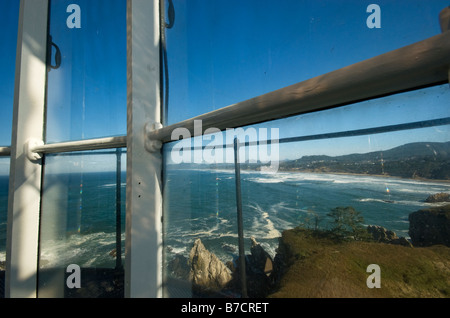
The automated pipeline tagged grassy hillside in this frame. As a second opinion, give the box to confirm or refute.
[269,228,450,298]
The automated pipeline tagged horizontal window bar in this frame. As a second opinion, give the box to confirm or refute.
[150,31,450,144]
[45,149,126,157]
[276,116,450,145]
[0,147,11,157]
[175,116,450,151]
[32,136,126,154]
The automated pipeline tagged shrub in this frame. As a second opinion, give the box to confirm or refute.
[327,206,370,241]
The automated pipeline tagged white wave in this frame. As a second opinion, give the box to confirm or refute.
[99,182,126,189]
[247,177,283,184]
[39,232,125,268]
[169,246,187,255]
[357,198,394,204]
[249,172,450,192]
[261,212,281,239]
[248,203,281,239]
[357,197,450,208]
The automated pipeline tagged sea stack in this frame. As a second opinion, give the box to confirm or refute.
[188,239,232,291]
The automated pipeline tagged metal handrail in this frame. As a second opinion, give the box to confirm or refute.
[0,147,11,157]
[32,136,126,154]
[148,30,450,144]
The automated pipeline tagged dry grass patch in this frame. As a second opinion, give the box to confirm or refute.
[269,229,450,298]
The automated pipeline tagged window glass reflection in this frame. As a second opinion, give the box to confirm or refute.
[38,149,126,298]
[45,0,126,143]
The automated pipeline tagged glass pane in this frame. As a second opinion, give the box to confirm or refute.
[164,0,446,125]
[162,84,450,298]
[45,0,127,143]
[0,158,9,299]
[0,0,20,146]
[38,149,126,298]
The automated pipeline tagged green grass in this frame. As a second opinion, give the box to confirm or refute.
[269,228,450,298]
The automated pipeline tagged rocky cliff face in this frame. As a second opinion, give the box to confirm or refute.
[367,225,412,247]
[425,193,450,203]
[188,238,232,292]
[409,205,450,247]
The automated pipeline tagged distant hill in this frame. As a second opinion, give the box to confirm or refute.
[278,141,450,180]
[168,141,450,180]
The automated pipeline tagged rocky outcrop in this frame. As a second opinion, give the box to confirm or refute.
[188,239,232,292]
[168,238,277,296]
[409,205,450,247]
[425,193,450,203]
[249,237,273,277]
[367,225,398,242]
[168,254,190,281]
[247,237,275,297]
[367,225,413,247]
[228,237,277,298]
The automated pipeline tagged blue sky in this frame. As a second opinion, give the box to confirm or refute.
[45,0,127,143]
[0,0,20,147]
[166,0,448,123]
[1,0,449,174]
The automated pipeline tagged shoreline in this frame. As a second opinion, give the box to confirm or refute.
[283,170,450,184]
[230,166,450,185]
[168,165,450,184]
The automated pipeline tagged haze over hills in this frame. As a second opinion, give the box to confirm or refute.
[278,141,450,180]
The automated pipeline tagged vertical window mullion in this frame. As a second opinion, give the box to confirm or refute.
[126,0,163,298]
[6,0,49,298]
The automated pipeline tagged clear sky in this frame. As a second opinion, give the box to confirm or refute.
[0,0,20,147]
[45,0,127,144]
[165,0,448,123]
[1,0,449,174]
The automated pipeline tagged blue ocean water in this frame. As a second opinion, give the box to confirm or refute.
[1,169,450,268]
[163,168,450,263]
[0,172,126,268]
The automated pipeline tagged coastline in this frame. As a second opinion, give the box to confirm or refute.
[169,165,450,184]
[282,169,450,184]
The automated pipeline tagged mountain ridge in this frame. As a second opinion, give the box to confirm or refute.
[279,141,450,180]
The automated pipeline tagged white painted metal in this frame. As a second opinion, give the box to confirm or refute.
[31,135,126,154]
[125,0,163,298]
[6,0,48,298]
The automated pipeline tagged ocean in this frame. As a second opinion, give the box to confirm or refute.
[163,168,450,264]
[0,172,126,269]
[1,169,450,270]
